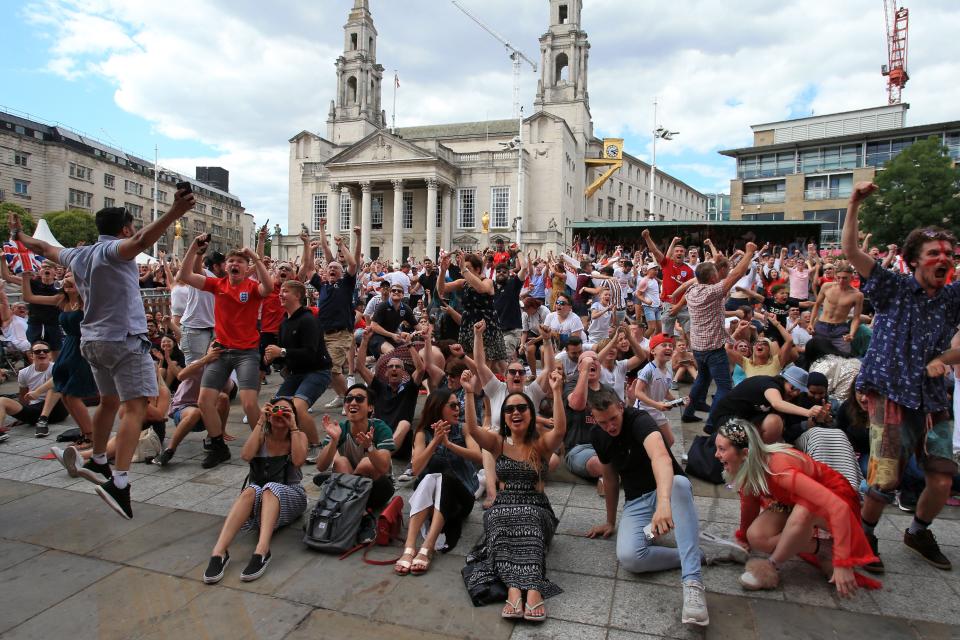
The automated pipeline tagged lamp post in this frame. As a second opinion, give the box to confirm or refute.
[647,99,679,221]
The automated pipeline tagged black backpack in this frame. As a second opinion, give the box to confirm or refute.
[303,473,373,553]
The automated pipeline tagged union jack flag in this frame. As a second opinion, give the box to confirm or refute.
[3,240,44,274]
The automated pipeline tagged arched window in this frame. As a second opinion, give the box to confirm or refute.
[347,76,358,103]
[555,52,569,84]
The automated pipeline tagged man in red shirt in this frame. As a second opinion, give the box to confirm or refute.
[178,234,274,468]
[492,238,511,267]
[642,230,693,336]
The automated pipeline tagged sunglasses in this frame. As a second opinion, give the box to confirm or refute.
[504,404,530,415]
[555,300,568,306]
[390,288,404,293]
[269,405,292,415]
[344,394,367,404]
[446,401,460,410]
[507,369,525,376]
[32,348,51,354]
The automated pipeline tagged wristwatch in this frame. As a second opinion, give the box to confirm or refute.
[280,348,287,358]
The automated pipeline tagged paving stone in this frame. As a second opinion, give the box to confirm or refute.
[777,560,838,609]
[445,520,485,557]
[548,532,618,578]
[557,505,608,536]
[565,483,617,510]
[543,481,574,506]
[701,592,757,639]
[545,570,615,626]
[191,463,252,487]
[751,598,917,640]
[90,509,223,563]
[700,562,785,602]
[510,619,608,640]
[369,551,514,639]
[0,477,45,504]
[907,620,960,640]
[0,458,64,482]
[606,631,673,640]
[27,466,85,488]
[868,571,958,625]
[0,566,203,640]
[0,452,33,472]
[0,485,171,553]
[191,486,245,517]
[144,479,227,509]
[0,435,59,455]
[287,609,464,640]
[276,550,403,615]
[137,583,311,640]
[609,580,701,639]
[692,496,741,525]
[0,538,47,572]
[0,549,119,634]
[124,518,223,577]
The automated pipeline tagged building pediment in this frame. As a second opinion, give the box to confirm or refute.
[327,130,436,165]
[453,234,478,245]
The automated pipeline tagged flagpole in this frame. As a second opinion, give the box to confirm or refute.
[391,71,398,134]
[153,145,159,259]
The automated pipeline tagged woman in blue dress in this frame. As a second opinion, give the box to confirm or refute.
[22,273,97,448]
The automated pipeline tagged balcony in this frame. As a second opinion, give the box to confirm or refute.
[742,192,785,204]
[804,188,850,201]
[738,167,794,179]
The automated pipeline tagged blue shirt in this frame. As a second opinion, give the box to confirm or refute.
[530,272,546,299]
[856,262,960,411]
[59,235,147,342]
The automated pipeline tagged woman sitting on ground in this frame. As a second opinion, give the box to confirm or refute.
[203,397,307,585]
[395,386,482,576]
[462,369,566,623]
[714,419,879,599]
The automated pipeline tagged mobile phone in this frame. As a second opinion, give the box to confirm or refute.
[664,397,685,409]
[211,341,223,350]
[643,522,656,540]
[176,181,192,194]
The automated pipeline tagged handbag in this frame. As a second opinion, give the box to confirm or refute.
[461,540,507,607]
[341,495,407,565]
[132,428,162,463]
[247,455,291,487]
[685,433,725,485]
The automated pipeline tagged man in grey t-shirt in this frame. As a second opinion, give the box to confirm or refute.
[9,189,194,519]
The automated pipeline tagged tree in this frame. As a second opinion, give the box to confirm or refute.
[859,136,960,247]
[0,202,36,235]
[44,210,99,248]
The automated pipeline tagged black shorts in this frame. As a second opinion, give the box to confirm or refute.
[14,400,68,425]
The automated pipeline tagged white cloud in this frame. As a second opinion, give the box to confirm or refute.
[21,0,960,224]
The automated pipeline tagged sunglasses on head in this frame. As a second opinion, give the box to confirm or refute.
[504,403,529,415]
[344,394,367,404]
[32,348,50,354]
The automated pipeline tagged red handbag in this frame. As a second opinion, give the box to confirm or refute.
[339,496,406,565]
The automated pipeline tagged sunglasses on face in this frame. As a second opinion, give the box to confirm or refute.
[504,404,530,415]
[555,300,568,306]
[390,288,403,293]
[507,369,525,376]
[344,394,367,404]
[446,401,460,410]
[269,404,292,415]
[32,348,50,354]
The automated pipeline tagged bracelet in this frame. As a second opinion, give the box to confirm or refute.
[366,444,376,453]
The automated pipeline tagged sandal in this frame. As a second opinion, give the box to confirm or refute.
[523,598,546,622]
[501,598,523,619]
[411,547,432,575]
[394,547,415,576]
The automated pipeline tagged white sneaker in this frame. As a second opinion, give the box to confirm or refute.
[305,444,321,465]
[681,580,709,626]
[398,467,414,483]
[474,469,486,499]
[325,396,344,409]
[699,531,749,565]
[242,415,249,424]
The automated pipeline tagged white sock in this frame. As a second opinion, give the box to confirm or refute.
[113,471,129,489]
[92,453,108,465]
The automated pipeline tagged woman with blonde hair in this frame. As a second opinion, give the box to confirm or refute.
[714,419,879,598]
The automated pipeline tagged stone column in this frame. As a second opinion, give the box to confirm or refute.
[442,186,454,250]
[327,182,340,258]
[391,178,404,264]
[425,178,438,262]
[360,181,372,263]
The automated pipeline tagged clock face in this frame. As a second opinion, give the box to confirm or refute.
[606,144,619,158]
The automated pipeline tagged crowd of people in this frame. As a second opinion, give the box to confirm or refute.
[1,180,958,628]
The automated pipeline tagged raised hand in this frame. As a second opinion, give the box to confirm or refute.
[851,182,878,204]
[473,319,486,335]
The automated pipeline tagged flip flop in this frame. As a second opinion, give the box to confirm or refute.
[501,598,523,619]
[523,599,547,622]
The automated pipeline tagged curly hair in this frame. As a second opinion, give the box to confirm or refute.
[902,227,956,269]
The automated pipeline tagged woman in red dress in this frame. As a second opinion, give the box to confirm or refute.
[714,419,879,598]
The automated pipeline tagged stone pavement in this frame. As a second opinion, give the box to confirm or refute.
[1,377,959,639]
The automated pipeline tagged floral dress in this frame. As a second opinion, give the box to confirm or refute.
[458,281,506,362]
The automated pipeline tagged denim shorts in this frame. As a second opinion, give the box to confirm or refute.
[80,336,158,402]
[171,407,205,432]
[201,348,261,391]
[642,305,661,321]
[565,443,597,479]
[277,369,332,407]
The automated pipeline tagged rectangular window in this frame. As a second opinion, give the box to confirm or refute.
[491,186,510,228]
[618,205,623,219]
[607,198,615,218]
[14,152,28,167]
[125,202,143,219]
[436,193,442,228]
[104,173,115,189]
[457,187,476,228]
[194,202,206,214]
[194,220,206,232]
[627,203,634,220]
[104,197,115,208]
[402,192,413,229]
[627,185,632,200]
[68,188,93,209]
[124,180,143,196]
[597,199,603,216]
[14,179,29,195]
[312,193,327,231]
[151,188,168,203]
[371,193,383,229]
[69,162,92,181]
[211,207,222,219]
[227,211,233,222]
[340,193,352,231]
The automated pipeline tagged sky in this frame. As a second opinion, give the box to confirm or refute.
[5,0,960,231]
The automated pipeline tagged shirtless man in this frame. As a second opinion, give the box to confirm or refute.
[807,262,863,355]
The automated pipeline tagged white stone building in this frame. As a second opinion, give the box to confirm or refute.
[0,109,253,256]
[285,0,705,263]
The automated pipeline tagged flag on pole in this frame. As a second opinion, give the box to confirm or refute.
[394,73,400,88]
[3,240,44,274]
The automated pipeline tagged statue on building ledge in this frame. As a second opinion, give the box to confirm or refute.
[481,211,490,233]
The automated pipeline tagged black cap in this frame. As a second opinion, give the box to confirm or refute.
[204,251,226,268]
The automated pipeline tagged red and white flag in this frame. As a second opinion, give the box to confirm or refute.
[3,240,44,274]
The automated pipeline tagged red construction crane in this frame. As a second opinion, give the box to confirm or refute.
[881,1,909,104]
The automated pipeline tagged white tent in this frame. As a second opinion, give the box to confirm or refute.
[135,253,156,265]
[33,219,64,248]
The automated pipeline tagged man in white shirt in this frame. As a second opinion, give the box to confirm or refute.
[381,264,412,298]
[179,251,225,364]
[0,293,30,356]
[0,341,67,437]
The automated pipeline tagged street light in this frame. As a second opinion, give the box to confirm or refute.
[647,99,679,221]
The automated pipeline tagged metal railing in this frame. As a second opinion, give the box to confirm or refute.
[738,167,794,179]
[742,192,785,204]
[804,188,850,201]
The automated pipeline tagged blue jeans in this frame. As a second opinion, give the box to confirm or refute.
[617,475,703,584]
[683,347,732,424]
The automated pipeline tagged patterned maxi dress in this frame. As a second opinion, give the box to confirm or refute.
[458,281,507,362]
[465,455,562,599]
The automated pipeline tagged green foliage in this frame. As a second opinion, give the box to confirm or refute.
[860,136,960,246]
[44,210,99,248]
[0,202,36,235]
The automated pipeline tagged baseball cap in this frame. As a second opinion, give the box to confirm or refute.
[648,333,674,353]
[780,365,808,392]
[645,262,659,271]
[203,251,226,268]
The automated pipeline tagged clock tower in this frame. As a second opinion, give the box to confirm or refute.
[533,0,592,140]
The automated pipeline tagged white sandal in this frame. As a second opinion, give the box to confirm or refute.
[394,547,415,576]
[411,546,432,575]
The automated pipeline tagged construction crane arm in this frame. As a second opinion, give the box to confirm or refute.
[451,0,537,71]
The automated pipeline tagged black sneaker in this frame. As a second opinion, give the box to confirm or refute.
[201,441,231,469]
[863,532,885,574]
[240,551,271,582]
[155,448,175,466]
[681,414,703,423]
[203,552,230,584]
[904,528,952,570]
[77,458,113,485]
[95,479,132,519]
[35,418,49,438]
[202,437,213,452]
